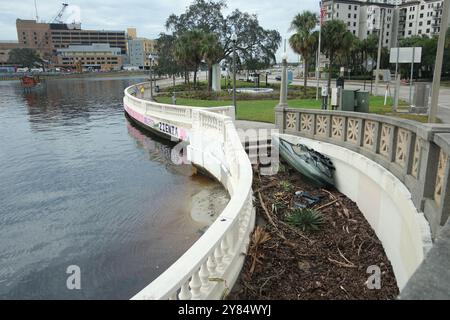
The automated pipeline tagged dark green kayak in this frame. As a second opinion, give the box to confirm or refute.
[274,137,335,187]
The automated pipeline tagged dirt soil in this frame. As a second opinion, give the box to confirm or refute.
[228,162,399,300]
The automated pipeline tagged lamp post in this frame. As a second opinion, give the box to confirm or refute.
[148,54,154,100]
[374,8,385,96]
[429,0,450,123]
[231,32,237,116]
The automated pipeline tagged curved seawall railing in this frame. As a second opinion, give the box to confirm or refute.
[124,83,254,300]
[275,106,450,298]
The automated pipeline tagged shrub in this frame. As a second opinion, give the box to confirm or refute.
[286,208,325,232]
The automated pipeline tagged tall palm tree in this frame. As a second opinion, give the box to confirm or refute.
[289,11,318,94]
[201,32,224,91]
[175,30,204,88]
[321,20,353,91]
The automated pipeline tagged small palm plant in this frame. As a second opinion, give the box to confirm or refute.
[286,208,325,232]
[279,180,293,192]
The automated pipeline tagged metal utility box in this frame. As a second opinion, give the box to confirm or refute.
[355,91,369,113]
[411,82,431,114]
[341,90,356,111]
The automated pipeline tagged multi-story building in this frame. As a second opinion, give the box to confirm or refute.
[321,0,446,47]
[56,43,123,71]
[125,28,157,69]
[16,19,127,58]
[398,0,444,38]
[127,39,145,68]
[322,0,396,47]
[0,41,21,66]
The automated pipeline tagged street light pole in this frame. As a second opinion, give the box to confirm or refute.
[429,0,450,123]
[149,56,153,100]
[231,33,237,116]
[374,8,385,96]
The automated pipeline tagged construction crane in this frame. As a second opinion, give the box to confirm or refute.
[51,3,69,24]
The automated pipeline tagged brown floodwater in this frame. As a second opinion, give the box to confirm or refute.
[0,77,228,299]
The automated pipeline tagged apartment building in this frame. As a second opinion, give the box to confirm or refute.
[56,43,123,71]
[321,0,446,48]
[399,0,444,37]
[322,0,396,47]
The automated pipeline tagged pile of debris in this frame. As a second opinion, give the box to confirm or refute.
[228,162,399,300]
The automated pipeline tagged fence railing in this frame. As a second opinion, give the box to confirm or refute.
[275,107,450,236]
[124,83,254,300]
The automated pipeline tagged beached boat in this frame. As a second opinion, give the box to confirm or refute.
[274,137,335,187]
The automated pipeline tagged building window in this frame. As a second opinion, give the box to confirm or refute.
[409,23,413,27]
[419,21,423,26]
[426,28,430,33]
[348,13,351,18]
[354,22,356,27]
[428,20,431,25]
[418,30,422,34]
[354,14,357,18]
[408,30,412,35]
[348,22,351,27]
[348,5,351,10]
[354,6,357,10]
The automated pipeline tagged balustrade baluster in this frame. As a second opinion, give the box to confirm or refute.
[178,281,192,300]
[206,254,217,277]
[214,245,224,271]
[189,271,203,300]
[199,261,210,290]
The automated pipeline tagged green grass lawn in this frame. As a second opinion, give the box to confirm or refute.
[156,95,430,123]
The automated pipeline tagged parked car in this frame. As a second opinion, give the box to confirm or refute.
[275,75,282,81]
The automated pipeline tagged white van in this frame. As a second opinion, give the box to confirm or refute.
[16,67,29,72]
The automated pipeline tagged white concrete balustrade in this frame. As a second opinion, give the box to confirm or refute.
[123,83,254,300]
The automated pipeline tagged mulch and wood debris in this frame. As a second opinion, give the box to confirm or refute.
[228,161,399,300]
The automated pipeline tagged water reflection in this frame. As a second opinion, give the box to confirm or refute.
[0,78,226,299]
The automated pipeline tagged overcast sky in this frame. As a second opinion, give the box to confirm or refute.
[0,0,320,62]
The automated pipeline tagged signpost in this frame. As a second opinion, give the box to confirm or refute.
[389,47,422,106]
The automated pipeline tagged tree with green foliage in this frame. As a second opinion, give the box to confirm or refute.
[201,32,224,91]
[155,33,183,87]
[164,0,281,90]
[7,48,42,68]
[289,11,318,94]
[175,30,205,88]
[321,20,353,90]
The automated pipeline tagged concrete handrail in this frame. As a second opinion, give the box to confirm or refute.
[124,83,254,300]
[275,106,450,298]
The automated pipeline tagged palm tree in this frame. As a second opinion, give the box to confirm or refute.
[175,30,204,88]
[201,32,224,91]
[289,11,318,94]
[321,20,353,91]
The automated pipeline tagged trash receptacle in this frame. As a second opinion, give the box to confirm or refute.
[412,82,431,114]
[155,85,160,93]
[355,91,369,113]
